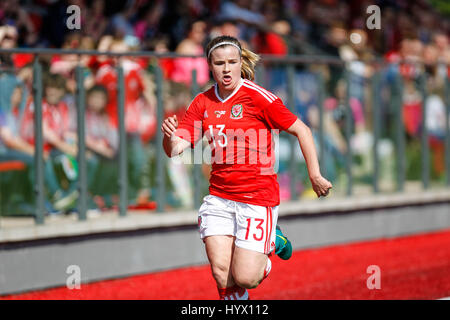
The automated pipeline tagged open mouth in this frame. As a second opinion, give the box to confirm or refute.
[223,75,232,84]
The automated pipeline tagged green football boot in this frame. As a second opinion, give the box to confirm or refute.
[275,225,292,260]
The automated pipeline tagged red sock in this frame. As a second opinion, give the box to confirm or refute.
[217,285,249,300]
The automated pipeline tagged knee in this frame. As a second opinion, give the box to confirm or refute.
[210,262,231,286]
[233,273,261,289]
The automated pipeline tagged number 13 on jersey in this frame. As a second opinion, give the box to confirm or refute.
[208,124,227,148]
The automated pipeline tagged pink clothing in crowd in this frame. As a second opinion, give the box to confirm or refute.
[170,46,210,86]
[323,97,365,127]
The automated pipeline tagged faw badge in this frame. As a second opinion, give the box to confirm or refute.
[230,104,243,119]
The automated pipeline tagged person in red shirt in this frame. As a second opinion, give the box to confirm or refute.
[161,36,332,300]
[94,39,157,205]
[21,73,78,212]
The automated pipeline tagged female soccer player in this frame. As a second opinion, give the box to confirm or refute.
[161,35,332,300]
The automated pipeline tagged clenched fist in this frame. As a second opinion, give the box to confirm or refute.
[161,115,179,138]
[310,175,333,198]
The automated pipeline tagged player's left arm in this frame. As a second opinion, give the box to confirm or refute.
[286,118,332,198]
[258,94,332,197]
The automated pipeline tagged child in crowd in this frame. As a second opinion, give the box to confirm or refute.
[0,84,34,159]
[94,37,156,206]
[0,84,34,214]
[84,84,119,209]
[85,85,118,159]
[21,73,78,213]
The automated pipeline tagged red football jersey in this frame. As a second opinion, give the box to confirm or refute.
[96,60,145,129]
[21,99,71,152]
[175,78,298,207]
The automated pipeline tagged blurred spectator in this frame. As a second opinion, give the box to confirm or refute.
[41,73,76,156]
[433,32,449,60]
[85,85,118,159]
[210,20,251,50]
[252,20,290,55]
[134,1,164,42]
[378,6,397,53]
[321,23,348,94]
[218,0,266,43]
[20,73,79,212]
[0,25,21,113]
[324,78,366,136]
[145,35,175,79]
[306,98,347,182]
[171,20,209,87]
[0,0,39,47]
[94,38,156,139]
[50,32,82,77]
[432,32,449,80]
[0,26,33,71]
[0,25,18,52]
[398,38,425,140]
[423,44,444,91]
[108,0,138,38]
[164,82,195,208]
[40,0,73,48]
[219,0,265,26]
[0,83,35,160]
[51,32,96,95]
[84,0,108,43]
[0,82,35,214]
[339,28,375,114]
[306,0,349,49]
[402,79,422,138]
[283,0,309,45]
[218,20,241,39]
[422,42,447,178]
[83,84,119,209]
[93,37,157,204]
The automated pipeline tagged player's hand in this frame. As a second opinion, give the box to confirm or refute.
[310,175,333,198]
[161,115,179,138]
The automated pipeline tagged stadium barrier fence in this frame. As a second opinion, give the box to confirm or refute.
[0,48,449,226]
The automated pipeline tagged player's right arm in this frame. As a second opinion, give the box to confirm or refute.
[161,115,191,158]
[162,94,205,158]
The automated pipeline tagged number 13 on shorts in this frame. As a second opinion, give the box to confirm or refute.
[238,206,278,255]
[245,218,265,241]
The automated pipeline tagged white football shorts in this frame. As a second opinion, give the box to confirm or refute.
[198,194,279,254]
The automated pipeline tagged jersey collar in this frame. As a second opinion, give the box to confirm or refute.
[214,78,243,103]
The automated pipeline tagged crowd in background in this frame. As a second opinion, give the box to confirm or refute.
[0,0,449,216]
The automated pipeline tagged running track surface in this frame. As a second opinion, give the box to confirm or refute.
[2,228,450,300]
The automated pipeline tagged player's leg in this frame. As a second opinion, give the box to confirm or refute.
[232,204,278,289]
[204,235,235,289]
[198,194,245,299]
[204,235,250,299]
[231,246,270,289]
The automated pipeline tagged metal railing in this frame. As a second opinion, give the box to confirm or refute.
[0,48,449,226]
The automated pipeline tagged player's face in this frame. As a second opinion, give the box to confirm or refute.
[209,46,242,97]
